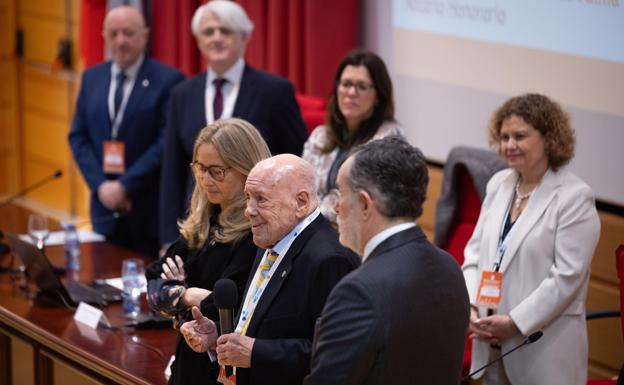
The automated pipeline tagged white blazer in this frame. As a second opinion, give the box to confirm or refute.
[463,167,600,385]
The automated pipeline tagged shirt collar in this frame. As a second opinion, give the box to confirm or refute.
[362,222,416,262]
[270,208,321,256]
[207,58,245,85]
[111,54,144,80]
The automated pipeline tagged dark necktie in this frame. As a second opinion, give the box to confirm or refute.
[113,72,127,120]
[213,78,227,120]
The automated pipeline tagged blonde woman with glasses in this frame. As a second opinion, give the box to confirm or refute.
[146,118,270,385]
[302,50,403,225]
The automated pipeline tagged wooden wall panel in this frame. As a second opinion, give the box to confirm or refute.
[21,67,71,120]
[0,0,19,198]
[19,13,67,64]
[421,165,443,241]
[10,334,35,385]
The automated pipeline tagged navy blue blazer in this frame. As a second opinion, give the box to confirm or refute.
[235,214,359,385]
[68,58,184,236]
[159,65,308,243]
[304,226,470,385]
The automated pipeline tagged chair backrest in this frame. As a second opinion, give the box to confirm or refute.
[434,146,507,266]
[442,165,481,265]
[617,244,624,341]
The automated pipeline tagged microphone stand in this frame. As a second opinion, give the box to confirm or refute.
[462,331,543,382]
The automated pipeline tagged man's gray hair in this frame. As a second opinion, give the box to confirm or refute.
[191,0,254,37]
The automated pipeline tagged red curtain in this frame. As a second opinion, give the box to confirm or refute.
[151,0,205,77]
[237,0,358,98]
[78,0,106,68]
[80,0,358,97]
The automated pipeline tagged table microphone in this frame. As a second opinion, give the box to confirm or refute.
[214,278,238,377]
[0,170,63,209]
[462,331,543,382]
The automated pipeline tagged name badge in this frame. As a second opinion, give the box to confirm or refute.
[103,140,125,174]
[476,270,503,309]
[218,366,237,385]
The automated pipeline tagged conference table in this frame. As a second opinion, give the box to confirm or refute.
[0,205,177,385]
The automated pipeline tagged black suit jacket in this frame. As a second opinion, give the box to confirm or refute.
[305,226,470,385]
[159,65,308,243]
[68,58,183,237]
[235,215,359,385]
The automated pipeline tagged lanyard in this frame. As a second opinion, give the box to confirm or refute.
[235,209,320,335]
[493,198,516,272]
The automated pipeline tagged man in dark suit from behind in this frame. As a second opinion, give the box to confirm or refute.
[68,6,184,257]
[159,0,308,245]
[304,137,470,385]
[179,154,359,385]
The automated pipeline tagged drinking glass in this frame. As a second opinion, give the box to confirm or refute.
[27,214,49,250]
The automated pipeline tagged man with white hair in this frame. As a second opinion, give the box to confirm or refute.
[180,154,359,385]
[160,0,308,245]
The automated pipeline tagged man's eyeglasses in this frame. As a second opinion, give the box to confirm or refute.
[190,161,231,182]
[337,80,374,94]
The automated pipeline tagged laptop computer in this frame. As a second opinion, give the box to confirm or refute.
[7,233,121,308]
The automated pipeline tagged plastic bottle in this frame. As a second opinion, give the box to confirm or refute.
[63,223,81,271]
[121,259,144,318]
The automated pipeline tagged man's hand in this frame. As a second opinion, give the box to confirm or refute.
[97,181,128,211]
[180,306,218,352]
[216,333,255,368]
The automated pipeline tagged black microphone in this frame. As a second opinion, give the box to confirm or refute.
[462,331,543,381]
[0,169,63,209]
[214,278,238,377]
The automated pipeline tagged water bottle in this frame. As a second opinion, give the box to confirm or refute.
[63,223,81,271]
[121,258,145,318]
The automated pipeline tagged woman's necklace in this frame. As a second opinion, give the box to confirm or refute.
[514,180,536,209]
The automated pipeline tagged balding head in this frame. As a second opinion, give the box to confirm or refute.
[103,6,148,69]
[245,155,318,249]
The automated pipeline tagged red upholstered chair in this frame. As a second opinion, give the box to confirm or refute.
[295,93,326,135]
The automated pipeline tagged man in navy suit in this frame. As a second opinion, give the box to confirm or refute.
[68,6,184,257]
[304,137,470,385]
[179,154,359,385]
[159,0,308,245]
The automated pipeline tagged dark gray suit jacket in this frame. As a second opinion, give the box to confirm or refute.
[305,225,470,385]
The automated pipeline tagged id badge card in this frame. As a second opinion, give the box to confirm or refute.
[218,366,236,385]
[476,270,502,309]
[103,140,125,174]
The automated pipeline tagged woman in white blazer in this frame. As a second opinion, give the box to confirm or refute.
[462,94,601,385]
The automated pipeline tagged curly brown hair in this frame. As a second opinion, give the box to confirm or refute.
[488,93,575,171]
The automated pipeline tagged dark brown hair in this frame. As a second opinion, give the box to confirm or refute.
[322,49,395,153]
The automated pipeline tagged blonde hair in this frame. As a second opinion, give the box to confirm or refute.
[179,118,271,248]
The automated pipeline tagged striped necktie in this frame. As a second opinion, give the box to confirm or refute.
[256,250,279,288]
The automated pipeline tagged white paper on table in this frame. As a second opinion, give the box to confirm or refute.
[104,277,147,293]
[18,230,105,246]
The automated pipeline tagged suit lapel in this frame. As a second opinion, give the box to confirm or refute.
[118,59,150,137]
[484,171,517,269]
[499,169,562,273]
[232,65,255,117]
[245,215,325,336]
[98,63,113,136]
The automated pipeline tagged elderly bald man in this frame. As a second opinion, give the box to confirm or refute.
[68,5,183,257]
[181,154,359,385]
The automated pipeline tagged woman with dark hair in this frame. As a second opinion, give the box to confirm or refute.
[146,118,271,385]
[302,49,403,223]
[462,93,600,385]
